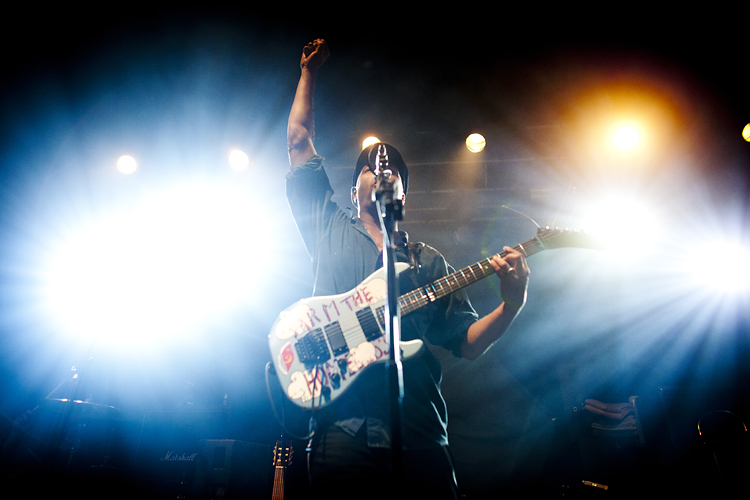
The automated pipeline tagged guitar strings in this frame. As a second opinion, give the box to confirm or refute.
[301,233,561,408]
[332,238,545,348]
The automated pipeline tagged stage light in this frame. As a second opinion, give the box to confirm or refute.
[466,133,486,153]
[117,155,137,174]
[743,123,750,142]
[42,182,278,351]
[612,125,640,151]
[578,194,660,258]
[229,149,250,171]
[681,241,750,293]
[362,136,380,150]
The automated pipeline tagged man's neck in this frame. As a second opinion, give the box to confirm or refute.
[358,208,400,252]
[359,209,383,252]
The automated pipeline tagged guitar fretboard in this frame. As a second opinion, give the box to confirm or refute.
[272,467,285,500]
[394,237,545,316]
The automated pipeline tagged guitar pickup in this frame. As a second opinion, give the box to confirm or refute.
[356,307,382,342]
[295,328,331,365]
[324,321,348,357]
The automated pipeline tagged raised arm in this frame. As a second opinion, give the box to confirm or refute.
[288,38,330,167]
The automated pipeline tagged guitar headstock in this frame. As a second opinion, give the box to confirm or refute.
[273,439,293,468]
[535,226,608,252]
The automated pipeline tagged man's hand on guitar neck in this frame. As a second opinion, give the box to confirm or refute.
[461,246,529,360]
[489,246,530,313]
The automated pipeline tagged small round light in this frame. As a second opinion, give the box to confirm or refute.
[229,150,250,171]
[742,123,750,142]
[117,155,137,174]
[466,133,486,153]
[362,137,380,150]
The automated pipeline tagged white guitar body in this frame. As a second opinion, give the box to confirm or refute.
[269,262,423,409]
[269,227,603,410]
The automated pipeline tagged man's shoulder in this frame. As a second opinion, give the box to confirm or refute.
[405,239,447,273]
[408,240,442,257]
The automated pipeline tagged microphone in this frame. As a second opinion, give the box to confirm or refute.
[375,144,389,175]
[373,144,396,202]
[372,144,403,221]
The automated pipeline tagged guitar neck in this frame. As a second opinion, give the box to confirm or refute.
[272,466,285,500]
[399,236,544,316]
[271,439,292,500]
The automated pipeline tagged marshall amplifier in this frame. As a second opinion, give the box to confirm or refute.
[75,410,273,499]
[127,411,208,498]
[192,440,273,500]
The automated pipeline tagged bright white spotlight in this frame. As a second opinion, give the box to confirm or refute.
[42,182,276,350]
[683,242,750,292]
[229,149,250,171]
[612,125,640,151]
[117,155,137,174]
[362,136,380,150]
[466,133,486,153]
[579,194,660,259]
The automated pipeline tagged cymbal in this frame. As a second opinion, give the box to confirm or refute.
[41,398,119,420]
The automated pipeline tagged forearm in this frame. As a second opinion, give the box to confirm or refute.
[461,301,523,360]
[460,248,530,360]
[287,67,318,165]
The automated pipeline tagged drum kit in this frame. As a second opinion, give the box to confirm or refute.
[0,364,127,496]
[0,364,274,499]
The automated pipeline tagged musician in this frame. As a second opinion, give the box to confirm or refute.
[285,39,530,500]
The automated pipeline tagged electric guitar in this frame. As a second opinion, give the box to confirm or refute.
[269,227,604,409]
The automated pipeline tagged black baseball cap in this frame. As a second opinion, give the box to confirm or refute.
[352,142,409,195]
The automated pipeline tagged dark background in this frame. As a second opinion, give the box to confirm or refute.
[1,7,749,498]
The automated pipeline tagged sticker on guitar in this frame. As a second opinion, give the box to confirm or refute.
[273,276,391,404]
[274,278,386,340]
[284,338,388,404]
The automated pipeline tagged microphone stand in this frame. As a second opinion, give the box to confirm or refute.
[372,145,405,497]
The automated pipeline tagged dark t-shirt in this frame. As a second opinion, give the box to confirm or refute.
[286,155,478,449]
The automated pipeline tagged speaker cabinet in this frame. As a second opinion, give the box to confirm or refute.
[192,439,273,500]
